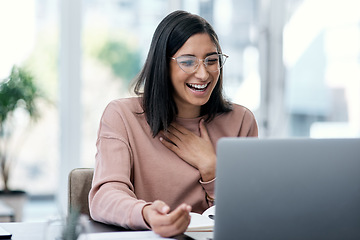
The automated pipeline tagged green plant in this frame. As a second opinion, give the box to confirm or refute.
[0,65,45,191]
[96,39,141,85]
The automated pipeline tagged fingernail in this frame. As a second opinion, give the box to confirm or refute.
[162,206,169,213]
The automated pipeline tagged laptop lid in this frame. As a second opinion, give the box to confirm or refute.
[214,138,360,240]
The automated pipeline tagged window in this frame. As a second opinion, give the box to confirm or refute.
[283,0,360,138]
[0,0,59,195]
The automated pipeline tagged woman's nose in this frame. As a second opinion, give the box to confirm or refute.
[194,60,209,80]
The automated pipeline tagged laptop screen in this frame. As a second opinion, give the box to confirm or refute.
[214,138,360,240]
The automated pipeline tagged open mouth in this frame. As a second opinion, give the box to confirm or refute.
[186,83,210,92]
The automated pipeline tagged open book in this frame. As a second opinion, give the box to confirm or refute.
[186,206,215,232]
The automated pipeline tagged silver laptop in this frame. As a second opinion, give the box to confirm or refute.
[214,138,360,240]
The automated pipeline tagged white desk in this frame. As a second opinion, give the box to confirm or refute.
[0,220,212,240]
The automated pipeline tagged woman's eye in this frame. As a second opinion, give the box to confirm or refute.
[206,58,219,65]
[179,60,195,66]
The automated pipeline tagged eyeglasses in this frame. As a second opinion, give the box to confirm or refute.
[171,53,228,74]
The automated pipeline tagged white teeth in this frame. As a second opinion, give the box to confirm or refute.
[188,83,208,89]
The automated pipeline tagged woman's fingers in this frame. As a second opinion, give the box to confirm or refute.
[152,203,191,237]
[143,201,192,238]
[159,119,216,180]
[152,200,170,214]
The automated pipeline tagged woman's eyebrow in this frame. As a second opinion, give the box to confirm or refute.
[206,51,218,56]
[178,54,196,57]
[178,52,218,57]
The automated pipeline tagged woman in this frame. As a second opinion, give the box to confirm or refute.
[89,10,258,237]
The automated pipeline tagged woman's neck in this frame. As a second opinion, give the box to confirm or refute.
[176,105,201,119]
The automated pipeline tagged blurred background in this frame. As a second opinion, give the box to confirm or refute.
[0,0,359,222]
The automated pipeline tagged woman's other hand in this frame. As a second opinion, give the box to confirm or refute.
[160,119,216,181]
[142,200,191,238]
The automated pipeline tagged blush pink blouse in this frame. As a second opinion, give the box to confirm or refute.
[89,97,258,229]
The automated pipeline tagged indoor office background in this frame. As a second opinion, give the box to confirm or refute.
[0,0,359,221]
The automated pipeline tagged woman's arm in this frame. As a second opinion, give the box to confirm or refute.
[89,101,150,229]
[89,136,150,229]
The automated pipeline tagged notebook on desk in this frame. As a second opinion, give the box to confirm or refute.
[213,138,360,240]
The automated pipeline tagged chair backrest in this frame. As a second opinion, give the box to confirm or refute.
[68,168,94,217]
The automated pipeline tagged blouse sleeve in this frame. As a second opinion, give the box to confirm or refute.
[88,102,150,230]
[240,108,258,137]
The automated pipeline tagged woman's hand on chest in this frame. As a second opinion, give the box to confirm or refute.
[159,119,216,182]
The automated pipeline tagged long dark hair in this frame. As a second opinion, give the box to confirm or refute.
[133,10,232,137]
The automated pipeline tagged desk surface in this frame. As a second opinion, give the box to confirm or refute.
[0,220,211,240]
[0,220,120,240]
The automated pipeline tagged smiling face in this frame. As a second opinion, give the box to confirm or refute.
[170,33,220,118]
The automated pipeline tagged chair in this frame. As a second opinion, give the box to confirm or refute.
[68,168,94,218]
